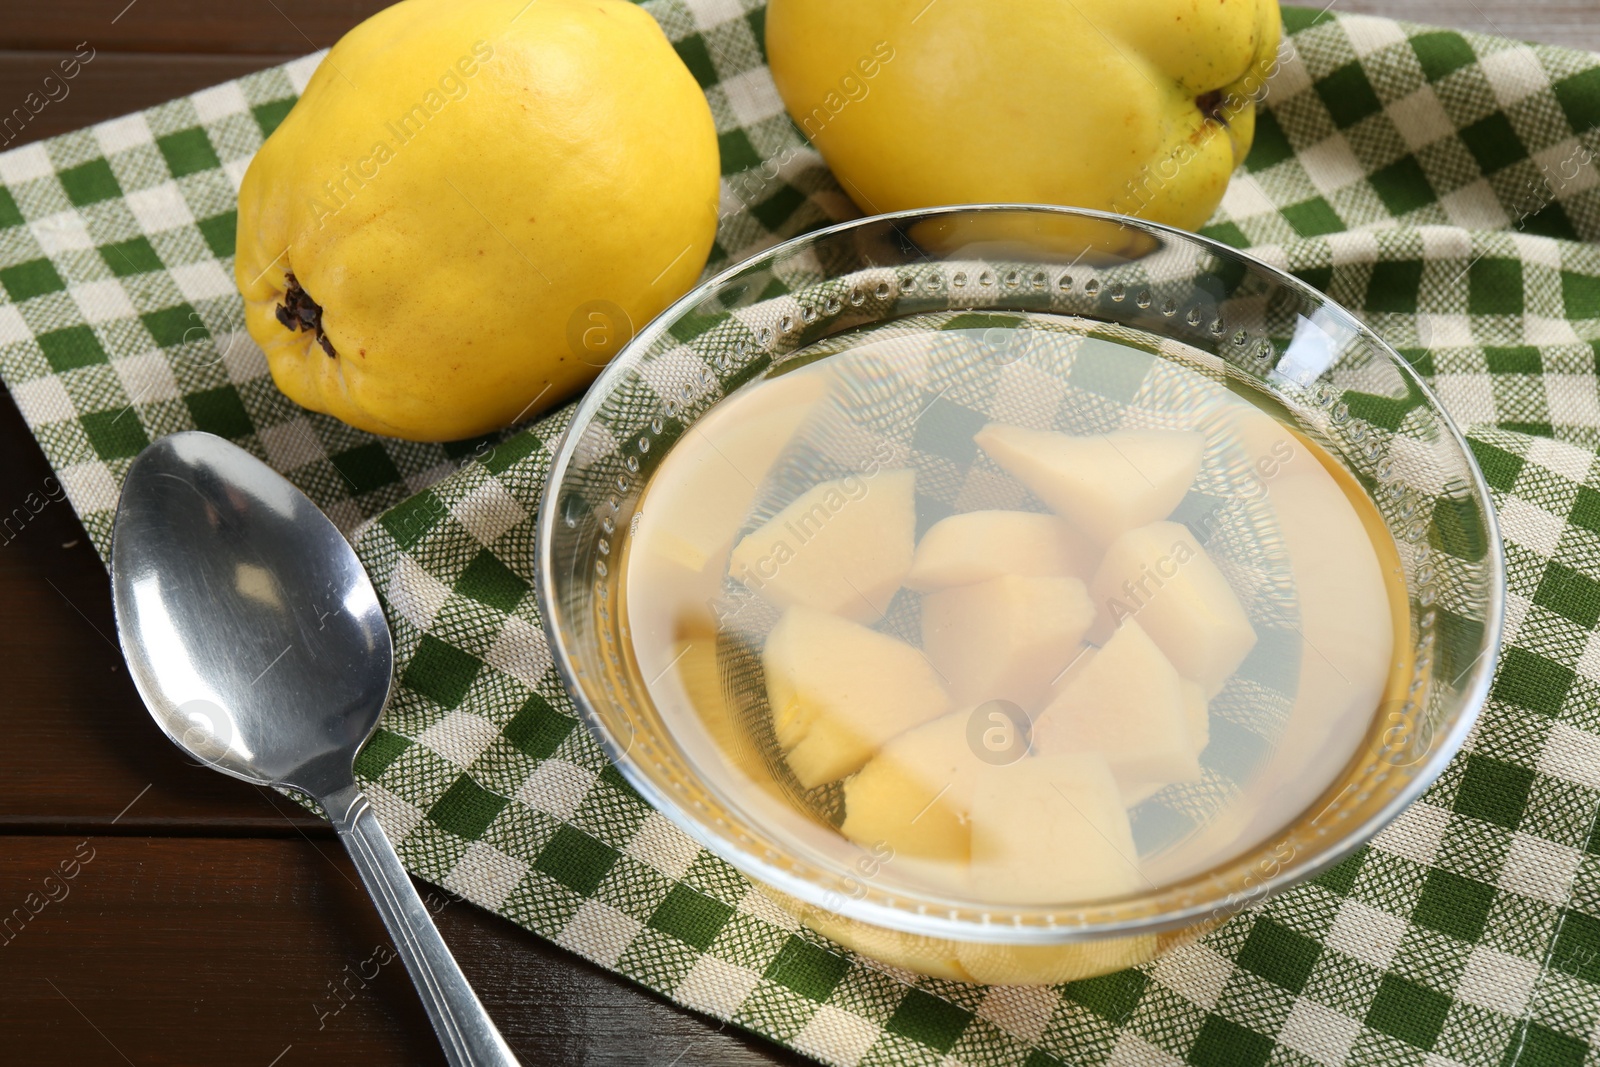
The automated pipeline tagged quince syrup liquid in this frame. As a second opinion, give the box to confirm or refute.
[617,312,1412,903]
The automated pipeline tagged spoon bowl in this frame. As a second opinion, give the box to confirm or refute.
[111,431,391,795]
[111,431,518,1067]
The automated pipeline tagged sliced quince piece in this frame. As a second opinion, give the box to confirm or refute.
[839,712,981,862]
[1089,520,1257,696]
[905,510,1096,591]
[763,607,950,787]
[1138,451,1400,880]
[922,575,1095,709]
[1252,468,1394,783]
[1033,619,1200,792]
[627,371,832,666]
[974,424,1203,544]
[731,469,916,623]
[1271,474,1394,688]
[636,367,830,578]
[955,934,1160,986]
[663,618,794,806]
[1181,679,1210,757]
[1218,398,1308,489]
[968,753,1142,905]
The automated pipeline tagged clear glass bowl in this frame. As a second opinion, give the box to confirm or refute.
[536,205,1504,983]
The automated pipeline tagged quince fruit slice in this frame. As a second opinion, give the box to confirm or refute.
[975,424,1203,545]
[762,606,951,787]
[905,510,1095,591]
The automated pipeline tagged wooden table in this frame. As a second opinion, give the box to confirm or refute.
[0,2,1592,1064]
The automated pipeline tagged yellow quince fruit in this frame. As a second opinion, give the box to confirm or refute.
[236,0,719,441]
[766,0,1280,234]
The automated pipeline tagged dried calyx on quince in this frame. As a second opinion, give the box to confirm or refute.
[274,273,336,358]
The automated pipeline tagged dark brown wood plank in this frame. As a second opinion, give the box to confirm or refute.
[0,51,292,147]
[0,388,326,834]
[0,836,805,1066]
[2,0,1598,55]
[0,0,387,54]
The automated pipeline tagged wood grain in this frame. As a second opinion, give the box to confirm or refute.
[0,51,292,146]
[0,0,390,54]
[1,0,1592,56]
[0,2,1588,1064]
[0,388,327,835]
[0,837,808,1066]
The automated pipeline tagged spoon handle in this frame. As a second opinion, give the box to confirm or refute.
[322,783,521,1067]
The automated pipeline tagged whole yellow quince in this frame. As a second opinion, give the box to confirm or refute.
[766,0,1280,233]
[236,0,719,441]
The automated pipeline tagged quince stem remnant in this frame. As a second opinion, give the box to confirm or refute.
[276,273,337,358]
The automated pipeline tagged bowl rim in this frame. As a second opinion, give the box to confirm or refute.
[535,202,1507,942]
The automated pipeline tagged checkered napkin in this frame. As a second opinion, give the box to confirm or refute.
[6,4,1600,1064]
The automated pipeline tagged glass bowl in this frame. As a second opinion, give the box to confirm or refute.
[536,205,1504,983]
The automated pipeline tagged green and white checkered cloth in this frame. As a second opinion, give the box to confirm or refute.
[5,4,1600,1064]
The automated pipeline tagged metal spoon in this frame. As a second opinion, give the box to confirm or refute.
[110,431,518,1067]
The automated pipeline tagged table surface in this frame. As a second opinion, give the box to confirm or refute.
[1,2,1594,1064]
